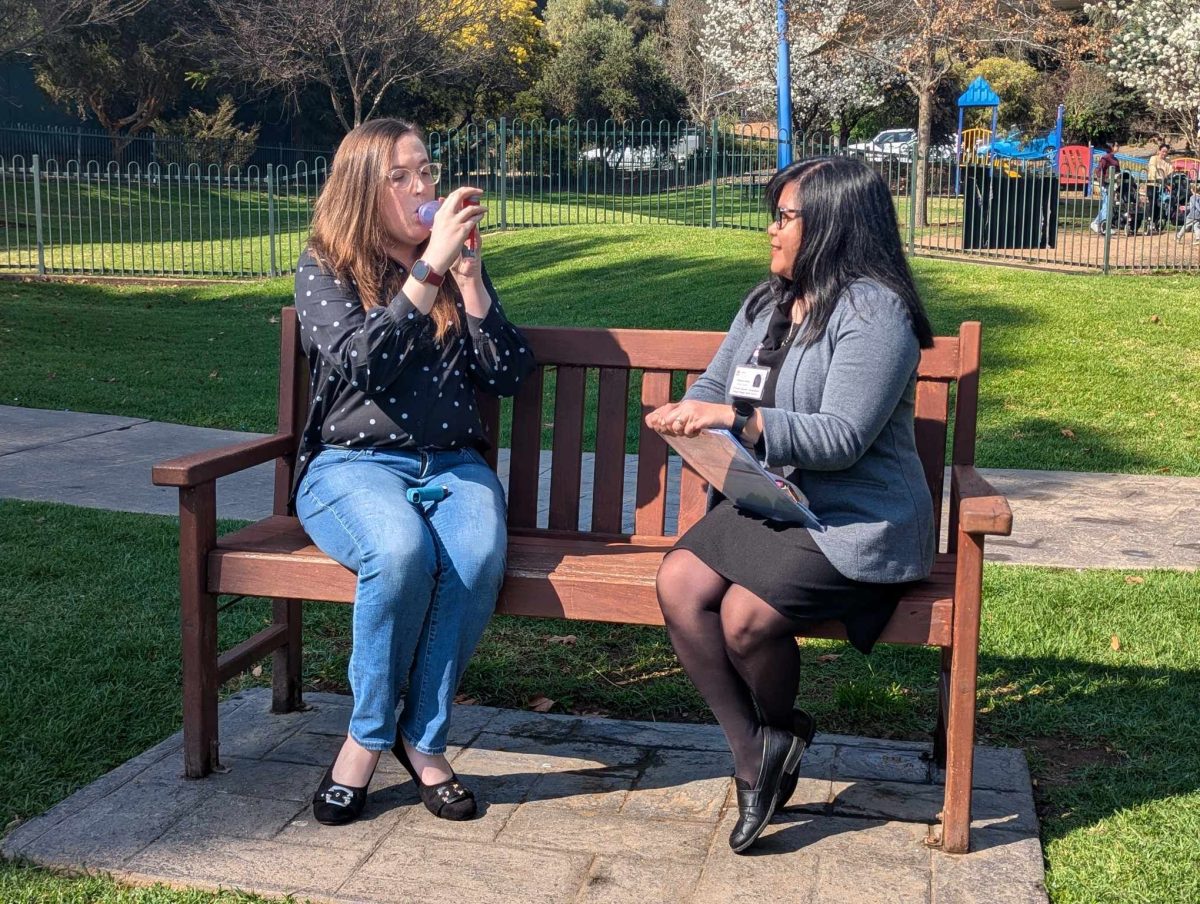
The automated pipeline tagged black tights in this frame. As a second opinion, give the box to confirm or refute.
[657,549,805,784]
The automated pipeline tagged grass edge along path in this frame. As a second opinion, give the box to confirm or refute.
[1,499,1198,904]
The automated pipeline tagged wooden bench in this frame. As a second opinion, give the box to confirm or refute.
[152,311,1012,853]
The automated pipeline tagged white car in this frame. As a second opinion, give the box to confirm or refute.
[846,129,917,161]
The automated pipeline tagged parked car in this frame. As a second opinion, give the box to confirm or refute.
[579,136,699,171]
[846,128,916,161]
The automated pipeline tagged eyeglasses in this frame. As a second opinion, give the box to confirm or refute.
[385,163,442,190]
[774,206,802,229]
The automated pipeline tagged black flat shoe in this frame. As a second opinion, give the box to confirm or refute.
[392,735,478,821]
[312,761,372,826]
[775,707,817,813]
[729,725,802,854]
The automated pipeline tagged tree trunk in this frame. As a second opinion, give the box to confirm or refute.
[915,81,933,229]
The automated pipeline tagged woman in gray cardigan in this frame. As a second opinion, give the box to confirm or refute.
[647,156,936,854]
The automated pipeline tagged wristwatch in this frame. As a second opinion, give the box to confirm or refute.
[730,399,756,441]
[410,258,444,287]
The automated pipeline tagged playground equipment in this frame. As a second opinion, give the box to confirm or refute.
[954,76,1065,193]
[954,77,1000,194]
[1174,157,1200,180]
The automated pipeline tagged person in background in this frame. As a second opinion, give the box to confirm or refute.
[1145,144,1173,233]
[1177,182,1200,243]
[1091,142,1122,233]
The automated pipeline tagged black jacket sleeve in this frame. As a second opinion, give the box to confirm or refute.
[295,253,434,396]
[464,262,537,397]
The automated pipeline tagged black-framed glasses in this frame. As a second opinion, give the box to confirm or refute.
[774,206,802,228]
[385,163,442,190]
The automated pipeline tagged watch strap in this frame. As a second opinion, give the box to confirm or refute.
[412,259,444,287]
[731,402,753,439]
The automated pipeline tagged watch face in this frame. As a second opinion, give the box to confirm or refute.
[734,400,756,416]
[412,260,431,281]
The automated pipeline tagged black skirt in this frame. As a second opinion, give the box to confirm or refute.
[674,498,911,655]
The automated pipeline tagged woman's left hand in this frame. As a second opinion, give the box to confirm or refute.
[449,228,483,284]
[646,400,734,437]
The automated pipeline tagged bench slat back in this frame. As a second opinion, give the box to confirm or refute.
[278,314,981,545]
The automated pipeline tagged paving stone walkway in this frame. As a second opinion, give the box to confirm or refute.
[2,405,1199,569]
[3,689,1047,904]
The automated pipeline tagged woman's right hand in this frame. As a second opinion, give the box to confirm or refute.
[424,186,488,274]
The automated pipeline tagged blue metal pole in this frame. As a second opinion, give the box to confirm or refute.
[955,108,965,195]
[776,0,792,168]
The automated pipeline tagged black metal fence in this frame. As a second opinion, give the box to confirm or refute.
[0,120,1195,278]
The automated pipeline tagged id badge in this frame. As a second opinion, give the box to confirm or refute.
[730,364,770,401]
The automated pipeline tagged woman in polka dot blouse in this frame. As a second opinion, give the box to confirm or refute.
[295,118,536,826]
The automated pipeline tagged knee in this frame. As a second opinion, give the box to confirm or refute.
[721,609,768,661]
[363,534,435,586]
[455,545,507,598]
[656,550,705,624]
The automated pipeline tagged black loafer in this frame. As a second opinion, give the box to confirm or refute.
[729,725,803,853]
[775,707,817,813]
[392,734,478,821]
[312,762,371,826]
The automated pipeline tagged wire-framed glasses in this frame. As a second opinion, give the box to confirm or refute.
[774,206,802,229]
[386,163,442,190]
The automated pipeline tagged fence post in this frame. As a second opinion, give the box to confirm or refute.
[907,142,917,256]
[498,117,508,230]
[709,118,718,229]
[267,163,277,278]
[31,154,45,276]
[1101,170,1113,276]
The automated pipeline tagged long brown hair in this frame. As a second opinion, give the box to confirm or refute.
[307,118,459,342]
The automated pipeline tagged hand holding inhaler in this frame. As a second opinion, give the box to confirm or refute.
[419,187,484,268]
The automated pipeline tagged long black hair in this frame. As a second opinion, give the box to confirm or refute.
[750,155,934,349]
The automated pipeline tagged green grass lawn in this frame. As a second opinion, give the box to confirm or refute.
[1,224,1198,475]
[1,499,1197,903]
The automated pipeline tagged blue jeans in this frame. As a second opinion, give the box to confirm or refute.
[1091,187,1110,229]
[296,445,507,754]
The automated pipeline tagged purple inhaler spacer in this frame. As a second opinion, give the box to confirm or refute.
[417,197,480,257]
[416,199,443,228]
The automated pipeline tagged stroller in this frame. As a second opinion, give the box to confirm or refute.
[1111,171,1146,236]
[1160,172,1193,228]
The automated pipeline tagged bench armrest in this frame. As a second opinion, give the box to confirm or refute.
[152,433,295,488]
[952,464,1013,537]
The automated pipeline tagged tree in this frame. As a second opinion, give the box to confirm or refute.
[663,0,738,122]
[824,0,1070,226]
[542,0,627,44]
[0,0,146,59]
[433,0,551,125]
[152,95,261,167]
[529,4,682,121]
[188,0,505,133]
[699,0,892,140]
[967,57,1045,131]
[1105,0,1200,149]
[34,0,194,155]
[1062,61,1143,144]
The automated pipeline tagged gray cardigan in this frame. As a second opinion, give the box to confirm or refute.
[684,278,936,583]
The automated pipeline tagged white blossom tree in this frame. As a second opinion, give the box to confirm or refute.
[1106,0,1200,149]
[699,0,891,139]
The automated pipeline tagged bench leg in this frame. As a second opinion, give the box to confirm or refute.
[933,647,951,769]
[180,485,220,778]
[271,598,304,713]
[939,533,985,854]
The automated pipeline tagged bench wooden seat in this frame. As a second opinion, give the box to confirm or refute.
[153,312,1011,854]
[210,516,958,644]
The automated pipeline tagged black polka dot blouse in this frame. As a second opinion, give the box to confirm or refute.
[291,248,536,499]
